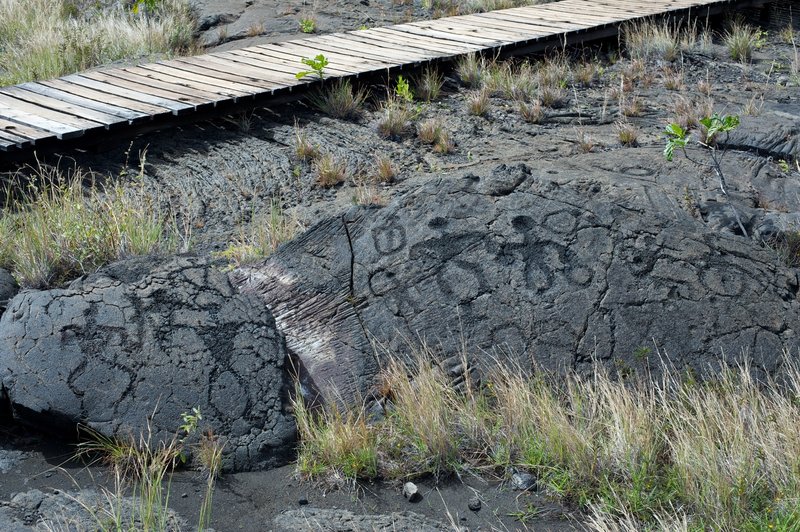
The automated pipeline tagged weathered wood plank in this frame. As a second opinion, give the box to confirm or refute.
[62,74,192,114]
[0,86,123,127]
[17,82,148,122]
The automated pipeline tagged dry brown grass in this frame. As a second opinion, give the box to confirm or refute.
[294,347,800,530]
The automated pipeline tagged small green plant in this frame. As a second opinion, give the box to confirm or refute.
[131,0,159,15]
[299,17,316,34]
[395,75,414,103]
[296,54,328,80]
[665,114,748,236]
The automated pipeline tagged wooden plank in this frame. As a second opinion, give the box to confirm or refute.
[0,100,89,138]
[0,86,123,128]
[165,57,290,89]
[241,45,393,73]
[492,7,591,28]
[0,116,65,142]
[285,34,426,63]
[310,34,444,65]
[368,27,485,56]
[416,19,534,42]
[183,53,308,84]
[0,128,31,149]
[363,27,483,55]
[267,39,414,69]
[85,70,218,107]
[532,4,625,23]
[137,64,261,96]
[62,74,191,114]
[243,44,375,71]
[0,92,103,131]
[121,66,251,101]
[478,11,587,32]
[388,22,501,47]
[223,48,360,77]
[17,82,148,123]
[455,14,558,34]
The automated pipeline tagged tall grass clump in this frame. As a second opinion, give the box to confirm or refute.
[215,199,301,268]
[293,346,800,530]
[0,164,175,288]
[724,21,765,62]
[77,409,224,531]
[0,0,196,86]
[623,19,698,62]
[308,79,368,120]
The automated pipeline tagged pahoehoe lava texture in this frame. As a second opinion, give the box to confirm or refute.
[234,163,800,402]
[0,256,294,471]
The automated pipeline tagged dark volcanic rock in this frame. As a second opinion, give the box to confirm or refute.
[0,256,294,471]
[233,163,800,402]
[0,489,187,531]
[0,269,18,317]
[274,508,454,531]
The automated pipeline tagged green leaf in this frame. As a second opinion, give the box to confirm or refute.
[664,123,686,139]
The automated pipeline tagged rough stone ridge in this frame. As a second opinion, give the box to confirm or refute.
[274,508,455,531]
[234,163,800,402]
[0,255,294,471]
[0,269,18,318]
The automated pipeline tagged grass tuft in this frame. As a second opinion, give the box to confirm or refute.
[309,79,368,120]
[456,53,485,88]
[0,0,196,86]
[466,88,491,116]
[314,152,349,187]
[214,200,300,267]
[294,347,800,530]
[0,163,174,288]
[415,67,444,101]
[623,19,697,62]
[376,96,412,139]
[724,22,764,63]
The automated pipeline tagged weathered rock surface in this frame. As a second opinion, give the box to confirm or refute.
[234,163,800,402]
[274,508,456,531]
[0,489,187,531]
[0,255,294,471]
[0,269,18,318]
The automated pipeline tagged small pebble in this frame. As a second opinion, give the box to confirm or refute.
[402,482,422,503]
[468,496,481,512]
[299,497,309,505]
[181,493,188,498]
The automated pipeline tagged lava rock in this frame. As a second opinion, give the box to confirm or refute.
[275,508,452,531]
[468,496,481,512]
[0,268,18,317]
[511,472,537,491]
[0,255,294,471]
[234,163,800,403]
[403,482,422,503]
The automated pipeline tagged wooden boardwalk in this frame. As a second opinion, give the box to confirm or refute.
[0,0,762,155]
